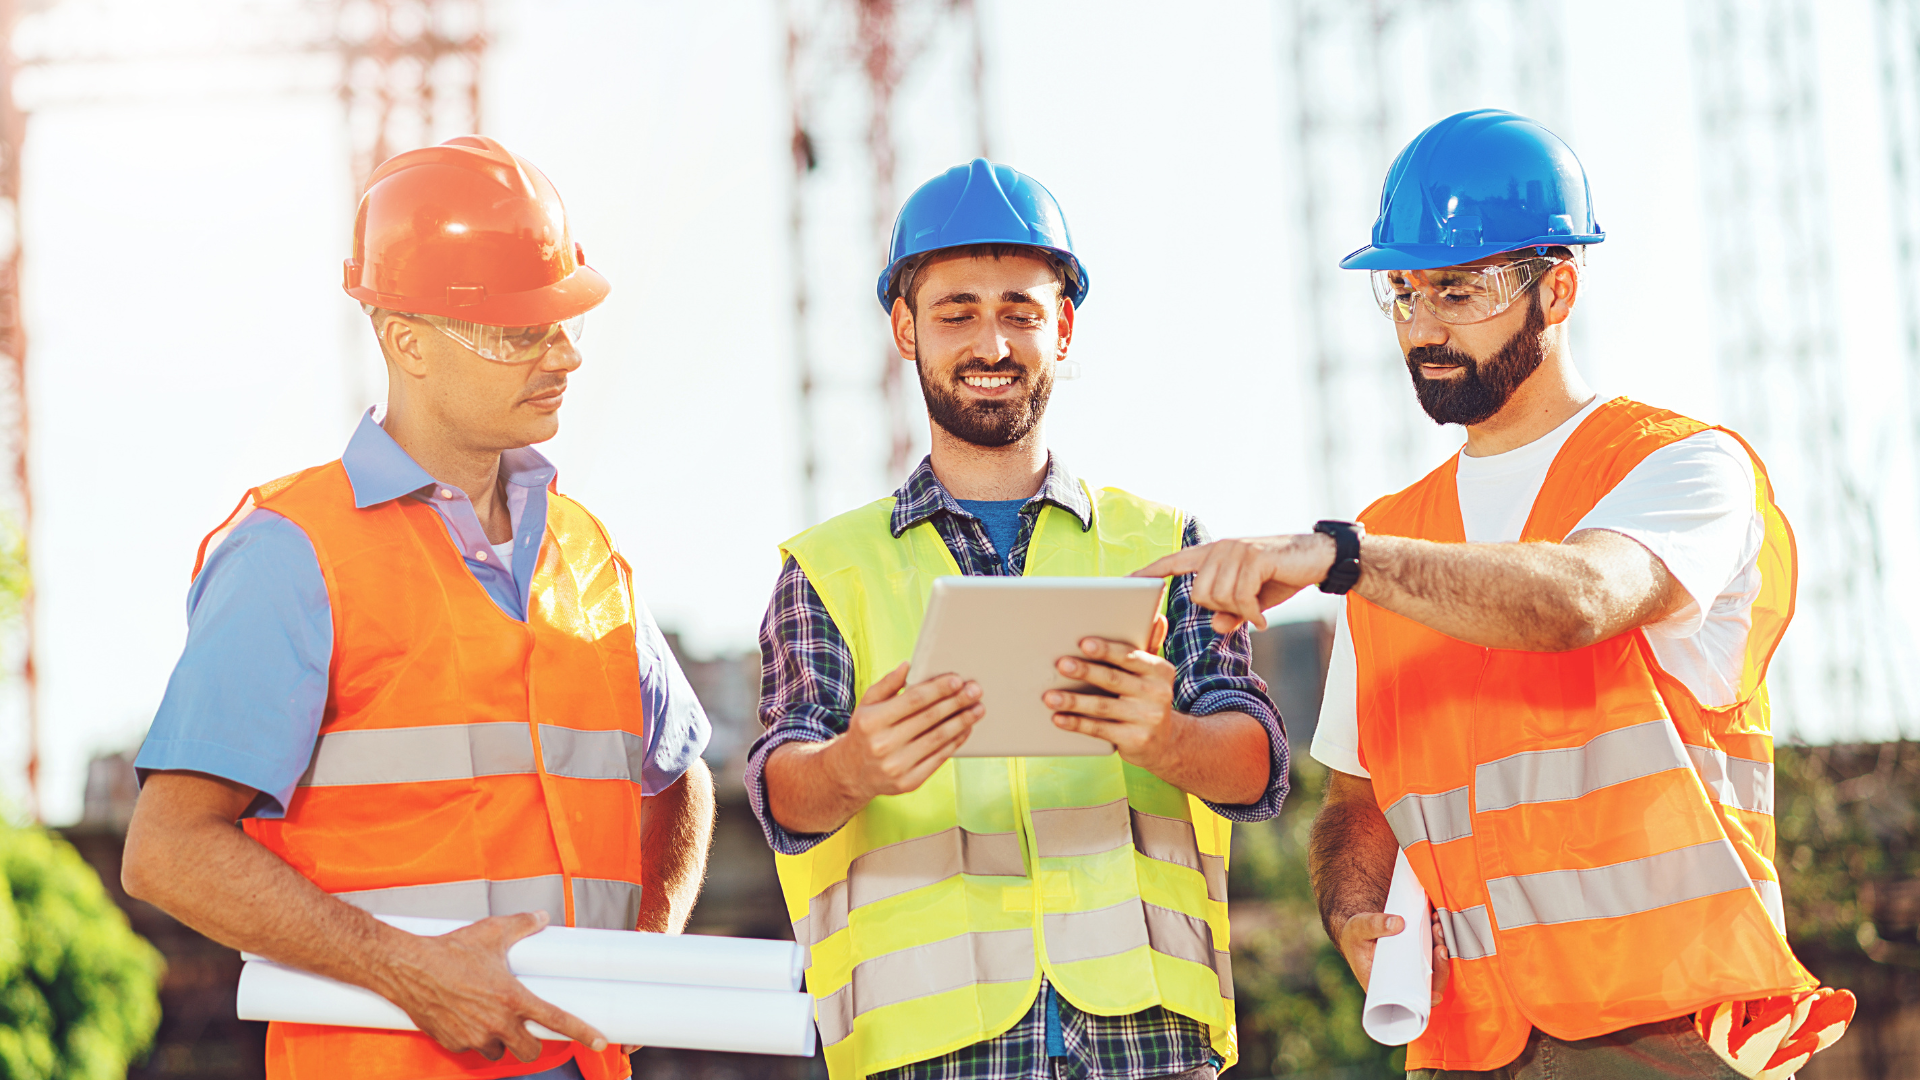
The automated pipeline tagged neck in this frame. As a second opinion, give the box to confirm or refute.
[1461,348,1595,457]
[380,399,506,515]
[926,421,1049,500]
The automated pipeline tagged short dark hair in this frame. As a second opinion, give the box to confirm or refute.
[888,243,1080,315]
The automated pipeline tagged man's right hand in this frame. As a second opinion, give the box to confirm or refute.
[1334,909,1451,1006]
[379,912,608,1063]
[827,663,984,801]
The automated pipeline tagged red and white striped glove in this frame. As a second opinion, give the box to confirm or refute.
[1695,988,1856,1080]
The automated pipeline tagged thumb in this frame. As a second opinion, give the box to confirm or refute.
[1147,613,1168,656]
[860,663,910,706]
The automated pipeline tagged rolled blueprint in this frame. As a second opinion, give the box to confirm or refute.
[236,960,818,1057]
[1361,849,1433,1045]
[240,916,805,992]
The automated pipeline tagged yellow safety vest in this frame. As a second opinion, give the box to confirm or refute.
[777,483,1238,1080]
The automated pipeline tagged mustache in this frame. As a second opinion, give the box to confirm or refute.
[521,377,567,399]
[950,358,1024,379]
[1405,345,1474,371]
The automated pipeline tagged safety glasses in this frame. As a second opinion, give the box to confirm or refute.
[1370,258,1557,325]
[419,312,585,363]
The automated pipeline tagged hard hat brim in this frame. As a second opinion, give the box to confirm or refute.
[348,264,610,327]
[1339,237,1603,271]
[876,244,1090,312]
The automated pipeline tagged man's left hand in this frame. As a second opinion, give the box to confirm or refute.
[1044,616,1188,773]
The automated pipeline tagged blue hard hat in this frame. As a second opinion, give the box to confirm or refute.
[877,158,1089,311]
[1340,109,1604,271]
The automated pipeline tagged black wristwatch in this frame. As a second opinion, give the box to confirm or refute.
[1313,520,1365,595]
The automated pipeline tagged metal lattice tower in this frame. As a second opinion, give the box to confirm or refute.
[784,0,989,525]
[1691,0,1901,736]
[334,0,484,194]
[1280,0,1568,516]
[1879,0,1920,542]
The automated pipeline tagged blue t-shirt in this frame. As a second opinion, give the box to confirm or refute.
[955,498,1027,573]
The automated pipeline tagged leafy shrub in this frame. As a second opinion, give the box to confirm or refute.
[0,820,163,1079]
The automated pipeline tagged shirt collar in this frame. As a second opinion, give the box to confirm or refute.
[340,406,559,509]
[888,452,1093,537]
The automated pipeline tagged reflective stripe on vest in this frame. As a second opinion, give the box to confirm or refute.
[776,485,1238,1080]
[333,875,643,931]
[300,723,650,788]
[1350,398,1816,1072]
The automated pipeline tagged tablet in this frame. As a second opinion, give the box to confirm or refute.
[905,576,1168,757]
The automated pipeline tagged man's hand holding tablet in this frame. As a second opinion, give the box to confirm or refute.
[1044,616,1182,767]
[764,664,984,835]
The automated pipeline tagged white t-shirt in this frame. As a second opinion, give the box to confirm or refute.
[1310,397,1763,779]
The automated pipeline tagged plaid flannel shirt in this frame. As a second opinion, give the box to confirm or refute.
[746,455,1287,1080]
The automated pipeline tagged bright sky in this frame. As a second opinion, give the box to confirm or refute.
[11,0,1918,822]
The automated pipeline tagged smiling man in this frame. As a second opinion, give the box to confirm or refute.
[1138,110,1851,1079]
[122,136,714,1080]
[748,159,1288,1080]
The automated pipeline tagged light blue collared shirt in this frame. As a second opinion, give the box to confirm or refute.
[136,409,710,816]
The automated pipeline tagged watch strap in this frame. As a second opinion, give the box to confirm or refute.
[1313,520,1364,595]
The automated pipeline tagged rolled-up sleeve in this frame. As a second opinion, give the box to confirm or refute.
[134,510,333,818]
[745,557,857,855]
[634,598,712,795]
[1166,516,1290,822]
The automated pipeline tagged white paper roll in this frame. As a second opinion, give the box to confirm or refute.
[241,917,805,992]
[1361,849,1433,1045]
[236,960,818,1057]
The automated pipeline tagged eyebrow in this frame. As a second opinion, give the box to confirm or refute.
[929,289,1046,307]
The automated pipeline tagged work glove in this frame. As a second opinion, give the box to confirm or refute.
[1694,987,1856,1080]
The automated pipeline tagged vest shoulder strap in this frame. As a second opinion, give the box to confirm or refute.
[194,463,343,579]
[1520,397,1709,541]
[1360,456,1464,541]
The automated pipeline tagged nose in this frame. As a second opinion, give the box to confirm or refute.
[540,328,584,372]
[1405,298,1450,349]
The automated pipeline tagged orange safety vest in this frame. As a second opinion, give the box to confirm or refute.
[1349,398,1816,1072]
[201,461,644,1080]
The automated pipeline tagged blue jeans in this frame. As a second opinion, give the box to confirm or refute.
[514,1059,586,1080]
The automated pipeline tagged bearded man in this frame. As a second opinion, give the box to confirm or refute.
[746,159,1288,1080]
[1138,110,1851,1079]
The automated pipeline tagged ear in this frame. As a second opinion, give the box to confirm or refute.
[1055,296,1076,362]
[1540,260,1578,328]
[379,315,431,378]
[890,296,916,363]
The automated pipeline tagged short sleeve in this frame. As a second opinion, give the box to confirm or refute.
[134,510,334,817]
[1571,431,1760,639]
[633,598,713,795]
[1309,607,1367,778]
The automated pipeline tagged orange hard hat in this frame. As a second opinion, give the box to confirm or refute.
[343,135,609,326]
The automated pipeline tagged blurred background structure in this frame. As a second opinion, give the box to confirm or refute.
[0,0,1914,1076]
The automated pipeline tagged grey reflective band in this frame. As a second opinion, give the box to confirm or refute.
[1475,720,1691,813]
[1486,839,1752,929]
[298,722,648,788]
[1043,899,1234,1000]
[1384,786,1473,848]
[537,726,648,783]
[813,928,1035,1046]
[302,723,535,787]
[1752,877,1785,933]
[1129,809,1228,903]
[793,827,1026,948]
[1686,745,1775,815]
[1031,799,1131,858]
[1436,904,1497,960]
[332,875,642,930]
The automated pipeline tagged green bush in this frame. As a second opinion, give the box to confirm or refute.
[0,821,163,1079]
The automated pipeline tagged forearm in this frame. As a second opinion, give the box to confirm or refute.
[122,785,420,998]
[764,738,869,837]
[1308,772,1399,941]
[1354,531,1667,651]
[1152,710,1270,805]
[637,759,716,933]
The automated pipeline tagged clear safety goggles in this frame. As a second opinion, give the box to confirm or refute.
[419,312,585,363]
[1370,258,1558,325]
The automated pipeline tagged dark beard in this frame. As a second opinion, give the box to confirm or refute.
[917,353,1053,447]
[1405,294,1548,426]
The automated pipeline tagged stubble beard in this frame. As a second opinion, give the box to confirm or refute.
[1404,293,1549,426]
[916,348,1054,448]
